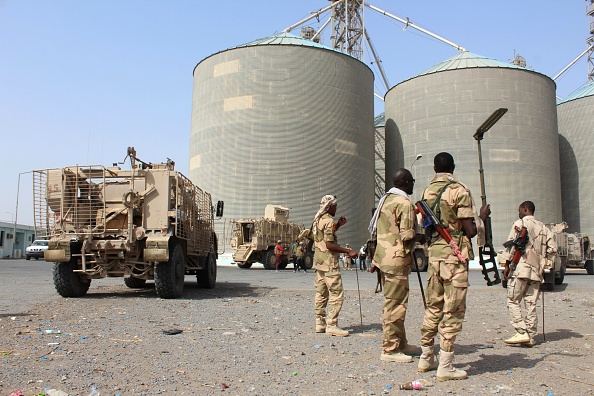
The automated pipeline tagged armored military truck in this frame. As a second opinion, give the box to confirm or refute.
[230,205,312,270]
[548,223,594,277]
[33,147,223,299]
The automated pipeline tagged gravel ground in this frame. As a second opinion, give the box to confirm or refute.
[1,267,593,396]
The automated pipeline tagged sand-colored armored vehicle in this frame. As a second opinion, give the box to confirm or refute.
[230,205,312,270]
[33,147,223,299]
[548,223,593,277]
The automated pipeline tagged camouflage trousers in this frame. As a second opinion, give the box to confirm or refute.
[382,271,409,354]
[507,276,540,339]
[420,259,468,352]
[314,269,344,326]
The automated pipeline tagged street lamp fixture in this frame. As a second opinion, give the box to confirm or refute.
[410,154,423,168]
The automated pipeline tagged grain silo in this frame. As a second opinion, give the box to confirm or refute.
[189,33,375,248]
[557,82,594,235]
[374,113,386,205]
[384,51,562,248]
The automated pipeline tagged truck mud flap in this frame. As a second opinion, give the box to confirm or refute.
[44,250,69,262]
[144,248,169,262]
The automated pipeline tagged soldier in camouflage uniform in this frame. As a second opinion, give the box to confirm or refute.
[369,169,422,363]
[312,195,358,337]
[501,201,557,347]
[418,152,490,381]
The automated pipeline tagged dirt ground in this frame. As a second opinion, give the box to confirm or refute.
[0,269,593,396]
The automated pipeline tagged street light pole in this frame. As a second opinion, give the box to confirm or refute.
[410,154,423,168]
[473,108,507,286]
[13,171,33,258]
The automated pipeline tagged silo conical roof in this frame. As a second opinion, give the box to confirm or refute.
[374,113,385,128]
[231,32,339,52]
[409,51,539,80]
[559,81,594,103]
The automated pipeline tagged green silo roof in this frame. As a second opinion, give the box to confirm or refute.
[374,113,385,127]
[559,81,594,104]
[411,51,535,79]
[231,32,342,54]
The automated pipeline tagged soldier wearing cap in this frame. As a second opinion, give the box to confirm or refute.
[312,195,357,337]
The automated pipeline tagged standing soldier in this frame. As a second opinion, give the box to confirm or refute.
[312,195,358,337]
[295,240,307,273]
[418,152,490,381]
[369,169,423,363]
[500,201,557,347]
[274,240,285,272]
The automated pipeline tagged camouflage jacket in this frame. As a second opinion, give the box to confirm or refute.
[421,173,476,262]
[313,213,339,272]
[372,194,416,274]
[501,215,557,281]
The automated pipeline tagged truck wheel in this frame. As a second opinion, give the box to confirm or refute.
[197,252,217,289]
[155,243,185,298]
[237,262,252,269]
[124,277,147,289]
[554,261,566,285]
[279,256,289,269]
[53,258,91,297]
[412,250,428,272]
[304,252,314,270]
[586,260,594,275]
[263,248,276,270]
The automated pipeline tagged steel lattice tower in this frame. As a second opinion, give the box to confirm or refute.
[586,0,594,81]
[329,0,364,60]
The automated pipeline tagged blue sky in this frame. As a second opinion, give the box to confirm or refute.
[1,0,590,226]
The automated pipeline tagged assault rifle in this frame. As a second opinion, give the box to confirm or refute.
[415,200,466,264]
[501,226,529,288]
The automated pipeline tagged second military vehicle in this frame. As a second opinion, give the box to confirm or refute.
[548,222,594,278]
[34,147,223,299]
[230,205,312,270]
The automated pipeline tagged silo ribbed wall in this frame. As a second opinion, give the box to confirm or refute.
[190,45,374,248]
[385,68,562,249]
[558,95,594,236]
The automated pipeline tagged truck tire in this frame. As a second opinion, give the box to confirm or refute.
[554,261,566,285]
[237,262,252,269]
[197,252,217,289]
[586,260,594,275]
[304,252,314,270]
[53,258,91,297]
[155,243,185,299]
[412,250,428,272]
[124,277,147,289]
[263,248,276,270]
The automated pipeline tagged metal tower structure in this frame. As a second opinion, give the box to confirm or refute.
[329,0,364,60]
[586,0,594,81]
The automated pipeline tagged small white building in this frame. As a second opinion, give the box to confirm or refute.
[0,221,36,259]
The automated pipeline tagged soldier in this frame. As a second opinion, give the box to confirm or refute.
[274,240,284,272]
[312,195,358,337]
[418,152,490,381]
[501,201,557,347]
[369,168,422,363]
[295,240,307,273]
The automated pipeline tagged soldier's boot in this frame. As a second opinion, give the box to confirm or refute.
[315,318,326,333]
[504,331,530,345]
[417,346,439,373]
[380,352,413,363]
[326,325,349,337]
[436,351,467,381]
[399,342,420,356]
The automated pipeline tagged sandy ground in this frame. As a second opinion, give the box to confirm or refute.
[0,261,593,396]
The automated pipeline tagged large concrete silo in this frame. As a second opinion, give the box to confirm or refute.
[384,51,562,248]
[189,33,375,248]
[558,82,594,235]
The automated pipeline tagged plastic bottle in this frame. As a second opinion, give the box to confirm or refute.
[88,388,100,396]
[400,380,427,390]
